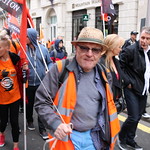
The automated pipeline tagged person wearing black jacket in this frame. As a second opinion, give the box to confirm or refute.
[118,26,150,150]
[122,31,138,49]
[100,34,125,114]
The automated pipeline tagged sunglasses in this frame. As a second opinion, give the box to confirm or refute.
[77,44,103,54]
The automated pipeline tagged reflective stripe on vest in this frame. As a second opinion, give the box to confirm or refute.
[49,60,76,150]
[102,71,120,150]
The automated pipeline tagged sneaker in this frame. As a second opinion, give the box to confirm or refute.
[146,102,150,108]
[126,142,143,150]
[39,131,49,140]
[117,139,128,150]
[0,134,5,147]
[13,147,19,150]
[27,122,35,131]
[19,107,24,113]
[19,128,21,134]
[142,113,150,119]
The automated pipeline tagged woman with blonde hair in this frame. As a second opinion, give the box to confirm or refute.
[0,29,27,150]
[100,34,125,113]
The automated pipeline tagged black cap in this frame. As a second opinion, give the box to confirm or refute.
[130,31,138,35]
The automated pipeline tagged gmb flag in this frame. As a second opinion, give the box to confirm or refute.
[0,0,34,64]
[0,0,22,17]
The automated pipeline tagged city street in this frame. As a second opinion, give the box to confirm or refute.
[1,95,150,150]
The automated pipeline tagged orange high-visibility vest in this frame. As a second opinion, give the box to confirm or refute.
[49,60,120,150]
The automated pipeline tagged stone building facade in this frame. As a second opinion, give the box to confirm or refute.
[0,0,149,55]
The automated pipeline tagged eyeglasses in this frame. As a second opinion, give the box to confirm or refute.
[77,44,103,54]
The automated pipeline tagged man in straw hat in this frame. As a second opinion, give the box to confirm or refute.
[34,27,120,150]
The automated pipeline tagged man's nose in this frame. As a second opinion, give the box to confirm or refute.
[86,49,93,56]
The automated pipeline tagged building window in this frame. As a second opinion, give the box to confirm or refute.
[50,16,57,41]
[72,9,87,53]
[95,4,119,35]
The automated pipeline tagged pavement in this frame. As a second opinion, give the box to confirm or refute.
[0,111,47,150]
[142,93,150,123]
[1,94,150,150]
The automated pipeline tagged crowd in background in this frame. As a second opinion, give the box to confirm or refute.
[0,26,150,150]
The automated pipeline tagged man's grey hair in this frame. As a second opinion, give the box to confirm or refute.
[141,26,150,34]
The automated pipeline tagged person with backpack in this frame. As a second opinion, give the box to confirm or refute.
[50,39,67,63]
[34,27,120,150]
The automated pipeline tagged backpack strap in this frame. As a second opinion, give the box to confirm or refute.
[12,40,17,51]
[56,59,70,87]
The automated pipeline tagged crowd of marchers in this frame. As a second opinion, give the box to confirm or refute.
[0,26,150,150]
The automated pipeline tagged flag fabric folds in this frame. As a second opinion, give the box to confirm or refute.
[19,0,28,64]
[101,0,116,24]
[0,0,22,17]
[0,0,34,64]
[102,0,116,15]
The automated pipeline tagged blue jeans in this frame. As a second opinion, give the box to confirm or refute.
[70,130,96,150]
[119,88,147,144]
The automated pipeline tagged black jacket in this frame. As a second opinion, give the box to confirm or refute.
[9,51,20,65]
[122,38,137,49]
[119,41,150,95]
[100,56,124,101]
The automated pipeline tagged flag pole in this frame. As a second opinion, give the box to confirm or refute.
[101,1,106,38]
[27,18,32,28]
[28,21,49,72]
[22,70,27,150]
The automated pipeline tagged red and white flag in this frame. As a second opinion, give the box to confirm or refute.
[0,0,34,64]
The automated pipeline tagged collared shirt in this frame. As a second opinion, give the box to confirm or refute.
[142,46,150,95]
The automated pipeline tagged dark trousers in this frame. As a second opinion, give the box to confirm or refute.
[0,100,20,142]
[26,85,46,132]
[119,88,147,144]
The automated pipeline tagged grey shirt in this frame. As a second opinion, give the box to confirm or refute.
[71,69,101,131]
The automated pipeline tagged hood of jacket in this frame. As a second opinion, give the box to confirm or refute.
[54,39,63,51]
[27,28,38,47]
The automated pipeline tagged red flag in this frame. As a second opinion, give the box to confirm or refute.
[27,8,34,28]
[19,0,28,64]
[100,13,108,21]
[1,0,34,64]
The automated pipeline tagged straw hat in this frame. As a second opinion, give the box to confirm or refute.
[71,27,108,51]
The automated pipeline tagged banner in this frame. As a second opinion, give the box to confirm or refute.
[0,0,22,17]
[1,0,34,64]
[7,13,20,34]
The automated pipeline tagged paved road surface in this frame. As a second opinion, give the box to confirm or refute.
[1,94,150,150]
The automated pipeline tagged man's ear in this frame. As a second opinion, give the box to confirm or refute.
[101,50,106,56]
